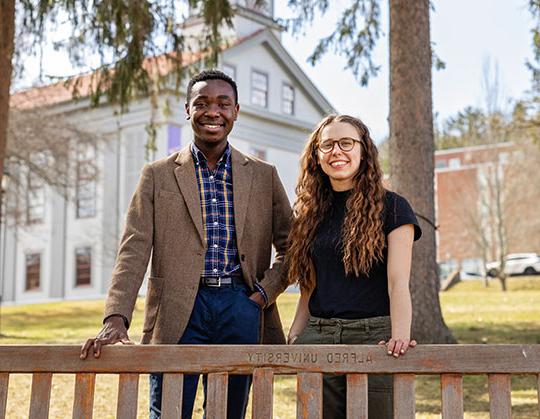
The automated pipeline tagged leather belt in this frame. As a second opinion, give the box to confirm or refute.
[200,276,244,287]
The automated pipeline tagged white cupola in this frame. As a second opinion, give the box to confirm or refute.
[183,0,283,47]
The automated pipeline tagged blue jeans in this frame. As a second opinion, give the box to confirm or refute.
[149,282,261,419]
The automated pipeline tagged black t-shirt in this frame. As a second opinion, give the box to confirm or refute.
[308,190,422,320]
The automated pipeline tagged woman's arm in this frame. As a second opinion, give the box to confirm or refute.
[385,224,416,357]
[287,290,311,344]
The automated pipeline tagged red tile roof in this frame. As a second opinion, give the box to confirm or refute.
[10,29,264,110]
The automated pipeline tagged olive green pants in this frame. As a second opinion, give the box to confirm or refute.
[295,315,393,419]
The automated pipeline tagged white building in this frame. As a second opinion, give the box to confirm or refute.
[1,1,333,304]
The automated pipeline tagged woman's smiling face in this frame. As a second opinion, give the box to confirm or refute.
[317,121,363,191]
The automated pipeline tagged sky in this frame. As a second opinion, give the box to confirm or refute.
[14,0,536,143]
[275,0,535,141]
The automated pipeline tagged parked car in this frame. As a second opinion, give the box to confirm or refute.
[486,253,540,277]
[438,260,485,282]
[460,271,484,280]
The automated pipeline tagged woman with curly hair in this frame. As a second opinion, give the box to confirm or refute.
[286,114,422,418]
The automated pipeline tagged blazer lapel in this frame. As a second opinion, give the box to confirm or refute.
[173,147,205,247]
[231,147,253,246]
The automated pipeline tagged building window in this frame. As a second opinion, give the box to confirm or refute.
[76,143,97,219]
[250,147,267,161]
[25,253,41,291]
[251,70,268,107]
[27,171,45,224]
[448,157,461,168]
[282,83,295,115]
[75,247,92,286]
[435,159,447,169]
[222,63,236,80]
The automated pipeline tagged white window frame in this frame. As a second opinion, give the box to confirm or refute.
[75,246,92,287]
[25,252,42,291]
[76,143,97,219]
[282,82,295,115]
[251,69,268,108]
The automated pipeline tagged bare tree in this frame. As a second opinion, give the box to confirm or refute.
[480,60,511,290]
[3,108,99,225]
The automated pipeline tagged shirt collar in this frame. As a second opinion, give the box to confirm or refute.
[190,142,231,167]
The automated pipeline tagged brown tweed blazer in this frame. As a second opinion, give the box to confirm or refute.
[104,145,292,344]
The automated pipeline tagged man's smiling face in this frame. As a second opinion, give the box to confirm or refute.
[185,79,239,147]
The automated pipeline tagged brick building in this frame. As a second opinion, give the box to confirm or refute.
[435,142,540,275]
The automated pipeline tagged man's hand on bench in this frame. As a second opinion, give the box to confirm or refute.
[80,315,133,359]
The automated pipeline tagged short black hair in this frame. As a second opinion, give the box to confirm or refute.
[186,69,238,104]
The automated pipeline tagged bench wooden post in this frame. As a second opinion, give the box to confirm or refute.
[537,373,540,418]
[161,373,183,419]
[206,372,228,419]
[29,373,52,419]
[393,374,415,419]
[488,374,512,419]
[297,372,323,419]
[441,373,463,419]
[73,373,95,419]
[252,368,273,419]
[0,373,8,419]
[116,373,139,419]
[346,373,368,419]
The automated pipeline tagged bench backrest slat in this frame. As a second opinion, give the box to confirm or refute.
[393,373,415,419]
[0,373,8,419]
[252,368,273,419]
[116,373,139,419]
[297,372,323,419]
[72,373,95,419]
[441,373,463,419]
[488,373,512,419]
[161,372,183,419]
[206,372,228,419]
[346,373,368,419]
[29,373,52,419]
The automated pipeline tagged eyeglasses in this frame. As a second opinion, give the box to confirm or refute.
[318,137,361,153]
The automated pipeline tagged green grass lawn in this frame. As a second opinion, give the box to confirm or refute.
[1,277,539,418]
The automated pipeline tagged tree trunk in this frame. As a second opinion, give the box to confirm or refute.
[0,0,15,206]
[498,274,507,291]
[389,0,455,343]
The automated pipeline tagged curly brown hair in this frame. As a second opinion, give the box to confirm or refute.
[286,114,386,293]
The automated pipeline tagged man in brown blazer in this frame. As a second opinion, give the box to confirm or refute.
[81,69,291,418]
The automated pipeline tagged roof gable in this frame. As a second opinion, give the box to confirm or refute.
[224,29,334,115]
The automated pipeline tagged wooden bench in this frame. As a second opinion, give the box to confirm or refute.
[0,344,539,418]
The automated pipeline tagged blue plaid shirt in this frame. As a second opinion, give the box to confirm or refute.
[191,143,241,277]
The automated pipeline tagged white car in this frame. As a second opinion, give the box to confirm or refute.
[486,253,540,277]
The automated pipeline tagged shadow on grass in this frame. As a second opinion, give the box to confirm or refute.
[0,334,36,340]
[451,321,540,344]
[1,303,145,333]
[416,374,538,417]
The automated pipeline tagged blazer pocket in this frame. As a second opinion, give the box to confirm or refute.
[142,276,165,333]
